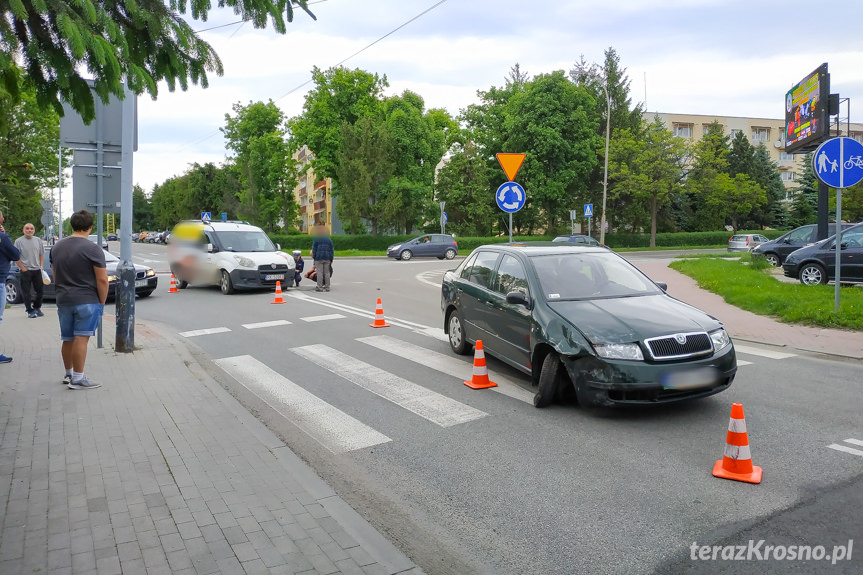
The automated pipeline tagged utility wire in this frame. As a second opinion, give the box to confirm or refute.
[176,0,449,152]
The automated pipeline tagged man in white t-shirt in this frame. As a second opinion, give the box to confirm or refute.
[14,222,45,318]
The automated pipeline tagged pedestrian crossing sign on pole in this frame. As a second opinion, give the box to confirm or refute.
[584,204,593,218]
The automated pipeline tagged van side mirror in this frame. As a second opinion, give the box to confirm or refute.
[276,243,281,251]
[655,282,668,292]
[207,243,216,253]
[506,291,531,307]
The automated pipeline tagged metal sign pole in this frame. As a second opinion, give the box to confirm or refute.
[95,99,104,349]
[509,213,513,243]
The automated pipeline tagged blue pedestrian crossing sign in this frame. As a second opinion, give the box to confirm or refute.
[201,211,211,221]
[584,204,594,218]
[221,212,227,222]
[443,212,447,223]
[813,137,863,189]
[496,181,526,213]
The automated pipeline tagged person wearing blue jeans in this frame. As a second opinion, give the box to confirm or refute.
[50,210,108,388]
[0,210,22,364]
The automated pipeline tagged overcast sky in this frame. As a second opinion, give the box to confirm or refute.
[124,0,863,196]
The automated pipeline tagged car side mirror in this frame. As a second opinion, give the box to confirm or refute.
[276,243,281,251]
[207,243,216,253]
[506,291,531,307]
[655,282,668,292]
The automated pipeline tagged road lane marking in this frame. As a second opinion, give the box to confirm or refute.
[214,355,391,454]
[416,270,446,288]
[179,327,231,337]
[287,292,448,341]
[737,360,752,366]
[300,314,345,322]
[734,345,796,360]
[357,335,534,405]
[291,344,488,427]
[826,439,863,457]
[242,320,292,329]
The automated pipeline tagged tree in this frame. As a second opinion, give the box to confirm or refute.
[132,185,154,230]
[435,141,495,236]
[287,66,388,180]
[1,0,315,123]
[726,132,784,228]
[505,71,600,232]
[608,117,688,246]
[706,173,767,232]
[1,67,60,229]
[682,121,731,230]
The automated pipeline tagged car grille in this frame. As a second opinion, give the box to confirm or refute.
[257,264,289,272]
[644,332,712,360]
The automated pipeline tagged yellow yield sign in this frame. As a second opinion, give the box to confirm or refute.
[496,153,525,181]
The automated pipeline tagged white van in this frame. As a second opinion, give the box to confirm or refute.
[168,220,294,294]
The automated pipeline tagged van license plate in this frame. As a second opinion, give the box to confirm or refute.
[265,274,285,281]
[135,279,147,287]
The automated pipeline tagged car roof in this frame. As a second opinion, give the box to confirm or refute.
[473,243,609,256]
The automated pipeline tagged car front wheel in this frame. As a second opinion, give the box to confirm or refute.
[5,279,21,304]
[444,249,456,260]
[220,270,235,294]
[800,263,827,285]
[400,250,413,261]
[447,309,471,355]
[764,253,781,267]
[534,352,562,408]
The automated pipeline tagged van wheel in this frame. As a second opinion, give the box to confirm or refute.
[220,270,235,294]
[178,280,188,289]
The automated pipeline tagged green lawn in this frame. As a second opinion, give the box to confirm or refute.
[669,254,863,331]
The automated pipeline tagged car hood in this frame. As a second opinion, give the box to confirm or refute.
[547,294,723,344]
[235,251,295,269]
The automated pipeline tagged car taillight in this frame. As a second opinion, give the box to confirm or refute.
[453,241,458,247]
[746,237,751,245]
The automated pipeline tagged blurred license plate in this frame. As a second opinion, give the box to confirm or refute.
[135,279,147,287]
[659,367,721,390]
[265,274,284,280]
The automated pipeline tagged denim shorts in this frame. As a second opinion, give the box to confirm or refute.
[58,303,104,341]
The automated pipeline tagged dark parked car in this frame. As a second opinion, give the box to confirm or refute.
[106,233,118,241]
[387,234,458,261]
[751,223,853,266]
[441,244,736,407]
[5,248,158,304]
[552,234,601,247]
[782,222,863,285]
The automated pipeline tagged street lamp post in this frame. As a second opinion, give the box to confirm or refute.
[600,80,610,246]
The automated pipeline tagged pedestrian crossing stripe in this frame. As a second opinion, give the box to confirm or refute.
[357,335,534,405]
[290,344,488,427]
[733,345,796,360]
[180,327,231,337]
[243,320,292,329]
[214,355,391,454]
[826,438,863,457]
[300,314,345,322]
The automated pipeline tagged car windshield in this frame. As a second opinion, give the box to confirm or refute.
[530,252,662,300]
[216,230,276,252]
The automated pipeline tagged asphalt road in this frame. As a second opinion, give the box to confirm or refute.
[125,243,862,575]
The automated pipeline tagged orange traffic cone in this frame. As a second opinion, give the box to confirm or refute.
[464,340,497,389]
[369,298,390,327]
[168,274,179,293]
[713,403,762,484]
[271,281,285,304]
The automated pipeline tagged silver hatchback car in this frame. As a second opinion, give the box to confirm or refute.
[727,233,769,252]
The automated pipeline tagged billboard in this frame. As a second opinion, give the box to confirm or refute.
[784,63,829,153]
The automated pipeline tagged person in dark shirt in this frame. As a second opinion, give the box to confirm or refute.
[310,225,334,292]
[0,210,22,363]
[50,210,109,389]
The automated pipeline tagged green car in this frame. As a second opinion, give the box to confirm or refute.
[441,244,737,407]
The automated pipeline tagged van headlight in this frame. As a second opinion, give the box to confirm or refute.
[234,255,255,268]
[709,328,731,351]
[593,343,644,361]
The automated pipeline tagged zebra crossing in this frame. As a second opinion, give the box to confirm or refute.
[826,438,863,458]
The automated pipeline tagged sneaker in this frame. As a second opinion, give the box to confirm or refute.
[0,354,12,364]
[28,311,37,318]
[324,287,330,292]
[68,376,101,390]
[35,309,44,317]
[62,374,72,385]
[315,287,323,292]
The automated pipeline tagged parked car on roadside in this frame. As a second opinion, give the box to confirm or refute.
[441,244,736,408]
[751,223,854,266]
[107,233,118,241]
[5,248,158,304]
[727,233,769,252]
[387,234,458,261]
[782,222,863,285]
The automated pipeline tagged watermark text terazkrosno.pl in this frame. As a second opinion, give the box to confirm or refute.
[690,540,853,564]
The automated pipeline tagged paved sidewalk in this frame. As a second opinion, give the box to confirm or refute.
[0,311,423,575]
[635,259,863,360]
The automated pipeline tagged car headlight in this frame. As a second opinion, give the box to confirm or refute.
[389,244,401,251]
[234,255,255,268]
[107,274,118,282]
[709,328,731,351]
[145,269,156,277]
[593,343,644,361]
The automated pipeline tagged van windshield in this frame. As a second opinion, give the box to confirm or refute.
[217,231,277,252]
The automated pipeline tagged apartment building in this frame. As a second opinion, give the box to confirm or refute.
[292,145,342,234]
[651,112,863,196]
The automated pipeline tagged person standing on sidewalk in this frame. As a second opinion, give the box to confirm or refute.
[0,210,22,363]
[14,222,45,318]
[50,210,108,389]
[311,225,334,292]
